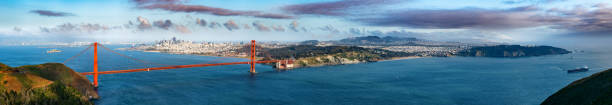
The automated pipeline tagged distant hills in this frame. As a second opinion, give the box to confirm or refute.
[456,45,571,58]
[542,68,612,105]
[302,36,468,47]
[333,36,420,46]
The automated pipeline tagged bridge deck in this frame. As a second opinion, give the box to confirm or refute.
[80,60,282,75]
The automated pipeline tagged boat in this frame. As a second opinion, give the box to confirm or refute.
[567,66,589,73]
[46,49,62,53]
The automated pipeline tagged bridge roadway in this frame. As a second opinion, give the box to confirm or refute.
[80,60,284,75]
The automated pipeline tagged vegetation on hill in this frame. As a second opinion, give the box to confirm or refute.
[457,45,570,58]
[258,45,417,67]
[542,68,612,105]
[0,63,96,105]
[262,45,415,60]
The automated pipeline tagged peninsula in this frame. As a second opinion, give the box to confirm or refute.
[456,45,571,58]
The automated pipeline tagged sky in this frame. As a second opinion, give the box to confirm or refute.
[0,0,610,44]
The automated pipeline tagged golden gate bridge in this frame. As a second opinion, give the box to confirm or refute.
[62,40,293,87]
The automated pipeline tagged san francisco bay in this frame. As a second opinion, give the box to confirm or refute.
[1,45,611,105]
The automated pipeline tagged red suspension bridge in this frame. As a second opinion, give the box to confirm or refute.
[62,40,293,87]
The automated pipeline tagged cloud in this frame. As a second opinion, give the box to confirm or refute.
[289,21,299,32]
[283,0,402,16]
[272,25,285,32]
[502,0,567,4]
[153,20,173,29]
[355,6,551,29]
[80,24,111,32]
[594,3,609,8]
[319,25,340,33]
[196,18,207,27]
[38,23,113,34]
[349,28,366,35]
[30,10,74,17]
[209,22,221,28]
[252,22,270,32]
[175,25,191,33]
[137,16,152,30]
[13,27,22,32]
[135,1,293,19]
[546,5,612,34]
[132,0,184,5]
[223,20,240,31]
[243,24,252,29]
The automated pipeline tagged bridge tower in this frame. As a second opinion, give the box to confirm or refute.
[93,42,99,87]
[250,40,256,74]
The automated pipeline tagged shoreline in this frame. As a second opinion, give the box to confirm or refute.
[385,56,425,61]
[128,49,257,60]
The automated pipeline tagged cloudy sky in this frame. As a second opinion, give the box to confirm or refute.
[0,0,610,43]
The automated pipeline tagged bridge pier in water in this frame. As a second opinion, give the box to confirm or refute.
[250,40,256,74]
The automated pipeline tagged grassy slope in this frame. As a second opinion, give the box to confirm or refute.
[17,63,99,99]
[0,63,96,105]
[542,68,612,105]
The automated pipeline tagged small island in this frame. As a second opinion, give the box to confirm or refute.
[0,63,96,105]
[456,45,571,58]
[542,68,612,105]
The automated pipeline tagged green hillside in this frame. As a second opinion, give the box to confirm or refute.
[542,68,612,105]
[0,63,97,105]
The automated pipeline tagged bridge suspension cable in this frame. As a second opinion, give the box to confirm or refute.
[63,44,93,64]
[98,44,171,67]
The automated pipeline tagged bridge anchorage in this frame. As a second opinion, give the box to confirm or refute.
[66,40,293,87]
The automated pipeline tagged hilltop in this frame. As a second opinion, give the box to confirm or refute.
[0,63,97,105]
[260,45,418,68]
[542,68,612,105]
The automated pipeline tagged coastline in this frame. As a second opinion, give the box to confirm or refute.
[385,56,424,61]
[131,49,257,60]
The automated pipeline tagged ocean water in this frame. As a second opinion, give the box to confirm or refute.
[1,45,611,105]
